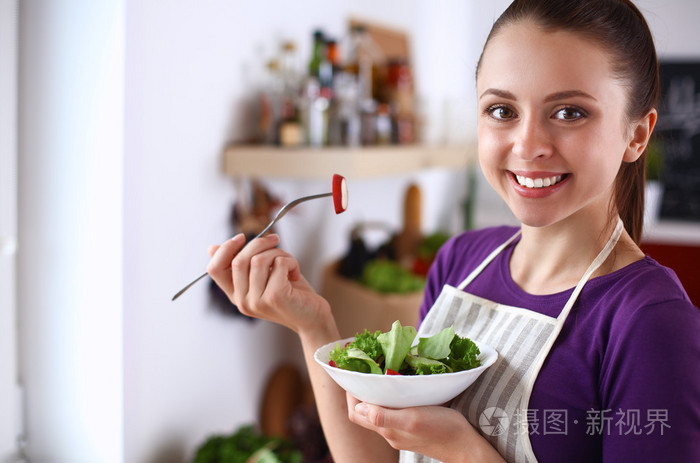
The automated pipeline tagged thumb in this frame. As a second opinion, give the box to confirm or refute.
[354,402,390,428]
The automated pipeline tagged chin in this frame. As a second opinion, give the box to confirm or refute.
[512,210,562,229]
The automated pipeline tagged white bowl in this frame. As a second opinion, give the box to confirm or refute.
[314,336,498,408]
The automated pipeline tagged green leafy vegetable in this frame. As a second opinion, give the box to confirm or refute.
[404,355,451,375]
[350,329,383,362]
[447,335,481,371]
[329,320,481,376]
[346,348,383,374]
[361,260,426,293]
[378,320,417,373]
[417,231,451,258]
[192,425,302,463]
[329,329,383,374]
[417,326,455,360]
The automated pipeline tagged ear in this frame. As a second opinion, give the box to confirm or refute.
[623,108,657,163]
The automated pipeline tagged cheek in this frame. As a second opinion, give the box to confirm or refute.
[477,149,507,197]
[477,129,507,175]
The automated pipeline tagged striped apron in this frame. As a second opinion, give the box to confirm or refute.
[400,219,623,463]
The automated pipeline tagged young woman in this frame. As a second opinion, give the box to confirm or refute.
[207,1,700,461]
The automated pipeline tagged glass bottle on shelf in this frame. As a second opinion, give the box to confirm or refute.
[308,30,325,82]
[342,23,385,145]
[375,103,392,145]
[387,58,415,144]
[329,71,360,146]
[300,76,329,147]
[342,24,384,103]
[277,95,303,147]
[279,40,301,103]
[360,99,378,145]
[258,58,283,145]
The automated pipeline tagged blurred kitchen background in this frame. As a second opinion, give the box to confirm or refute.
[1,1,699,462]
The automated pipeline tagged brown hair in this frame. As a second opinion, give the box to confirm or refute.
[477,0,660,243]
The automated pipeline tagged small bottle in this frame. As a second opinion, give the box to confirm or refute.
[387,59,415,144]
[375,103,392,145]
[342,24,384,104]
[258,59,283,145]
[277,96,303,147]
[279,40,301,101]
[308,30,325,81]
[329,72,361,147]
[360,99,377,145]
[301,77,330,147]
[319,38,336,97]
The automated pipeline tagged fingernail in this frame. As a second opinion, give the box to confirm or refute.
[231,233,245,242]
[355,403,368,417]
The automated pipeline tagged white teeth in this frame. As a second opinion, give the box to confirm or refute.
[516,174,564,188]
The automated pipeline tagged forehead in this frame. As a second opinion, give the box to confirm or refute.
[477,21,620,97]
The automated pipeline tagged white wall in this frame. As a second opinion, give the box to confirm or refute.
[17,1,124,462]
[0,1,20,462]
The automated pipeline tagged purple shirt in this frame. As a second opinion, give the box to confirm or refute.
[419,226,700,462]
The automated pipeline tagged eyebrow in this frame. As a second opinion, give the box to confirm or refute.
[479,88,598,102]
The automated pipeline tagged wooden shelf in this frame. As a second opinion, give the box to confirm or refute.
[222,143,477,180]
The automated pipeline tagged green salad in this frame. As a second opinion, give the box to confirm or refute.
[328,320,481,375]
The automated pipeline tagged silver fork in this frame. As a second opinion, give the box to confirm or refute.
[172,192,332,301]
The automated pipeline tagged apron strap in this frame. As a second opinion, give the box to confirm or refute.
[457,230,522,290]
[556,217,624,322]
[519,217,625,460]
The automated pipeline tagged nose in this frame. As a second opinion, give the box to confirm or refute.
[512,116,553,161]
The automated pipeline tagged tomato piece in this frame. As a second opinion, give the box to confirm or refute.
[385,369,401,375]
[329,360,337,367]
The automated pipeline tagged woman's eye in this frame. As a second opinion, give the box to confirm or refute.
[554,107,584,121]
[487,105,516,120]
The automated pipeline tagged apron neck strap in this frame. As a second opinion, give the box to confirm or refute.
[457,230,522,291]
[457,218,625,318]
[557,217,624,321]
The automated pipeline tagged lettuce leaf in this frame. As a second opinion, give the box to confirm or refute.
[328,321,481,376]
[404,355,451,375]
[377,320,416,373]
[350,329,383,362]
[346,348,383,374]
[329,345,375,373]
[447,335,481,372]
[417,326,455,360]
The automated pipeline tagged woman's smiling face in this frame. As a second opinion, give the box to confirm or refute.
[476,21,640,229]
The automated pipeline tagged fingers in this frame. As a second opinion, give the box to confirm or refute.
[207,233,246,295]
[247,244,293,302]
[346,392,360,415]
[351,401,388,429]
[349,398,422,436]
[208,244,220,258]
[207,233,312,329]
[231,234,280,306]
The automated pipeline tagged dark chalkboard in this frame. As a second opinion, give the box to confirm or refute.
[656,61,700,221]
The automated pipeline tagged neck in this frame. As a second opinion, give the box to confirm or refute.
[510,214,638,295]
